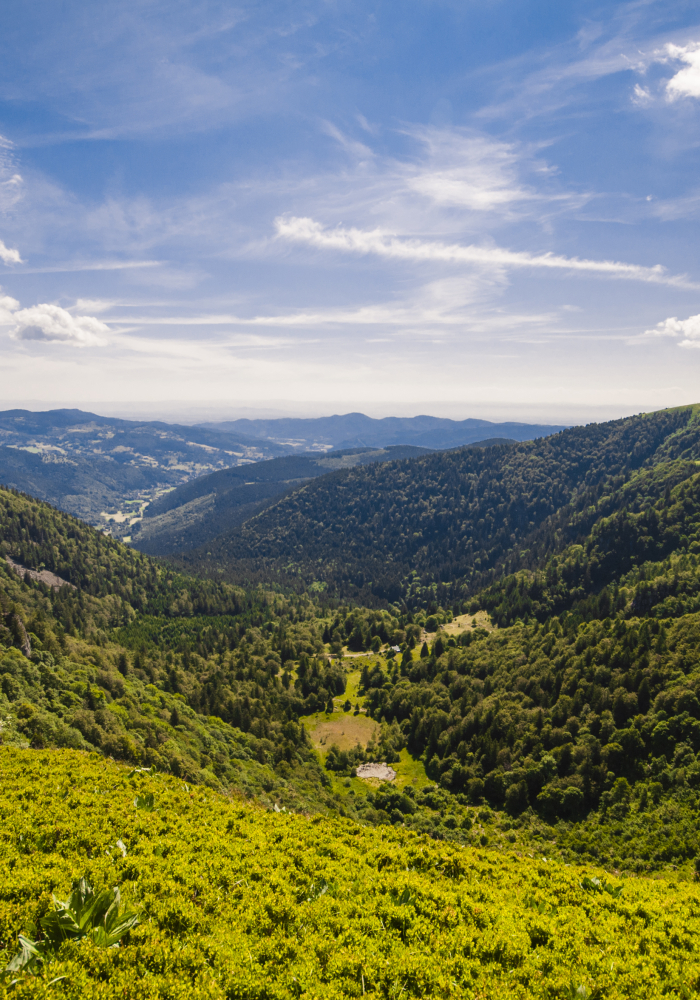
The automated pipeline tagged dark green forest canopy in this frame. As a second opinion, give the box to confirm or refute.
[357,606,700,870]
[480,460,700,626]
[178,406,700,607]
[0,487,337,810]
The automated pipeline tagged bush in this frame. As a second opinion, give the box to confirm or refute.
[3,748,699,999]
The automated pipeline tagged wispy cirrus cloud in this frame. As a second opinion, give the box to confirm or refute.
[299,124,587,235]
[275,216,698,289]
[395,128,537,214]
[103,276,552,335]
[15,260,163,274]
[3,124,576,272]
[0,134,24,215]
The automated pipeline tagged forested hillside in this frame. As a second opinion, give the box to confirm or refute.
[181,406,700,606]
[480,460,700,626]
[133,445,433,557]
[0,486,350,815]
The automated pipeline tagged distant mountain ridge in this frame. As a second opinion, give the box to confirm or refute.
[0,408,277,454]
[200,412,565,451]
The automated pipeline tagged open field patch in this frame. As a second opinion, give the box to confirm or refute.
[305,710,379,752]
[440,609,495,635]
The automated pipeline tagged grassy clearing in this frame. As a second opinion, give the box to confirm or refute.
[305,711,379,755]
[304,707,428,796]
[341,666,369,705]
[439,609,495,636]
[391,747,430,790]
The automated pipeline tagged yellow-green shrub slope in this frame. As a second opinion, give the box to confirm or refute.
[1,748,699,999]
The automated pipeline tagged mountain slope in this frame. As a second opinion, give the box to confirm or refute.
[5,748,694,1000]
[0,443,168,526]
[479,459,700,626]
[133,445,435,555]
[182,407,700,604]
[0,408,286,533]
[0,407,279,462]
[0,485,346,814]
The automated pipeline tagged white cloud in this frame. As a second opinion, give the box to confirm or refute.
[0,239,22,265]
[665,42,700,100]
[637,41,700,104]
[398,128,534,213]
[632,84,651,105]
[275,216,698,289]
[18,260,163,274]
[644,313,700,348]
[0,293,20,322]
[72,298,116,314]
[10,304,109,346]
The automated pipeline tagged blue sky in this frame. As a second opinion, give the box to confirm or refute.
[1,0,700,423]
